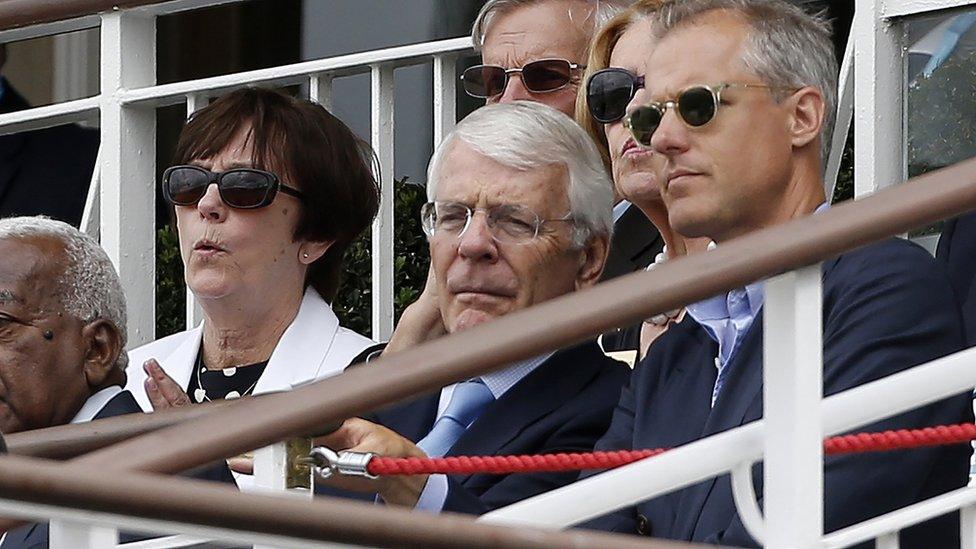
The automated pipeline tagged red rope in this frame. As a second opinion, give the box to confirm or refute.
[366,423,976,476]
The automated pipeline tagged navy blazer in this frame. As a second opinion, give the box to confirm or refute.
[0,79,98,228]
[2,390,235,549]
[369,340,629,515]
[937,213,976,343]
[584,238,973,548]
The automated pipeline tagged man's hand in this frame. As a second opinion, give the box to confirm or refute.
[143,359,191,410]
[314,418,429,507]
[385,266,447,354]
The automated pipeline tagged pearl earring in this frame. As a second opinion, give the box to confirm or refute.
[302,252,309,259]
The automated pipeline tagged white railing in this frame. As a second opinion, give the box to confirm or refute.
[4,0,976,547]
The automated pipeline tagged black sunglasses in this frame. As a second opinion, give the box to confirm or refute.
[461,58,584,98]
[586,67,645,124]
[623,83,795,147]
[162,165,305,209]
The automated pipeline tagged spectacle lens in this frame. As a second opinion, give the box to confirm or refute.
[586,68,644,124]
[461,59,577,99]
[461,65,507,98]
[520,59,573,93]
[623,106,664,147]
[163,165,303,209]
[217,170,275,208]
[677,86,717,127]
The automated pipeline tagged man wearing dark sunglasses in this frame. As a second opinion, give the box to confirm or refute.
[466,0,626,115]
[583,1,971,547]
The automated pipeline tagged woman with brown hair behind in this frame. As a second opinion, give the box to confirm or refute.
[578,0,712,357]
[125,88,380,487]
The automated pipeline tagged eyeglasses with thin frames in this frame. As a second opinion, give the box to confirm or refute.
[420,201,575,244]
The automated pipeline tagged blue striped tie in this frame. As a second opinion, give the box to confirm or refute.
[417,380,494,458]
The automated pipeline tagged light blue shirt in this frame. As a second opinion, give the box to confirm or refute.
[686,280,765,406]
[612,200,632,224]
[685,203,829,406]
[413,353,553,512]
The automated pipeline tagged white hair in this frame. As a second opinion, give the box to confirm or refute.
[651,0,838,171]
[426,101,614,247]
[471,0,631,50]
[0,216,128,371]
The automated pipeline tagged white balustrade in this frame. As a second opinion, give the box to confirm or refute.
[6,0,976,546]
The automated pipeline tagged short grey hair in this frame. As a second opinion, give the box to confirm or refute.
[0,216,128,371]
[426,101,614,247]
[651,0,838,168]
[471,0,631,50]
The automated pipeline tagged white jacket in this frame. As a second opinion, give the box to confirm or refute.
[126,288,374,411]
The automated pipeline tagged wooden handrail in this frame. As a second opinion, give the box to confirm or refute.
[0,453,704,548]
[0,0,177,30]
[3,399,239,459]
[61,157,976,476]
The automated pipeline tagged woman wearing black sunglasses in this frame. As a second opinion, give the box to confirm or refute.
[577,0,713,357]
[125,88,380,487]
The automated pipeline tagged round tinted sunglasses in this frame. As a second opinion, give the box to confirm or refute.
[461,58,585,99]
[623,83,796,147]
[586,67,645,124]
[162,165,306,209]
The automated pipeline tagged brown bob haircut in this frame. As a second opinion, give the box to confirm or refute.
[575,0,665,169]
[171,87,380,302]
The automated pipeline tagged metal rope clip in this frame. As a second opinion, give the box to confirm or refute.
[305,446,378,480]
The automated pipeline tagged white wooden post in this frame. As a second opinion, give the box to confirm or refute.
[183,94,209,330]
[433,54,457,146]
[310,73,334,111]
[49,519,116,549]
[853,0,903,199]
[763,264,824,548]
[370,64,395,341]
[100,10,157,347]
[962,505,976,549]
[253,443,291,492]
[876,533,900,549]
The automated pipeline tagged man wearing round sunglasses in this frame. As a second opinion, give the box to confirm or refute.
[315,101,629,516]
[583,1,971,547]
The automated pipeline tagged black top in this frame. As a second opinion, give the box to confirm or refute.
[187,352,269,403]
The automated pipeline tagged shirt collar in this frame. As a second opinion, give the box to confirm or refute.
[686,202,829,329]
[479,352,553,399]
[70,385,123,424]
[612,200,632,224]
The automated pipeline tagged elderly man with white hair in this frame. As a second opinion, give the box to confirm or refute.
[465,0,665,353]
[0,216,133,548]
[0,216,231,548]
[317,101,629,515]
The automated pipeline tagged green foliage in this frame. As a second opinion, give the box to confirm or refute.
[831,125,854,204]
[331,177,432,337]
[155,225,187,337]
[907,55,976,180]
[154,176,431,339]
